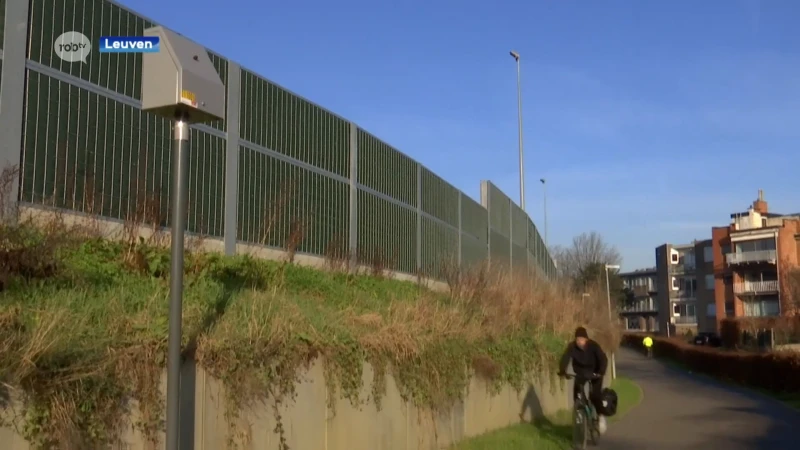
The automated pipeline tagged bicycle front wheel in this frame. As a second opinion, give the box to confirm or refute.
[572,408,588,449]
[589,412,600,446]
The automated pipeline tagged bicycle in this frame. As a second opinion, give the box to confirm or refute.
[562,372,602,449]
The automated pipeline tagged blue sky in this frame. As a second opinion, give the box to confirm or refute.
[123,0,799,270]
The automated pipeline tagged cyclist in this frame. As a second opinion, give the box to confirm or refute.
[558,327,609,431]
[643,335,653,358]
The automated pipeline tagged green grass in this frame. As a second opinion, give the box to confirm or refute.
[451,377,642,450]
[609,376,643,421]
[0,224,584,448]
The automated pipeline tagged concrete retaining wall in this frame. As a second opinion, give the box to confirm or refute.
[0,358,574,449]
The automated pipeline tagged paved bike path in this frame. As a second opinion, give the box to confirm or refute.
[601,348,800,450]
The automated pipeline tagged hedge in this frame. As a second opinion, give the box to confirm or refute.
[719,317,800,348]
[621,333,800,394]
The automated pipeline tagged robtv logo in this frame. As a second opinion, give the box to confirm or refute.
[54,31,92,63]
[98,36,160,53]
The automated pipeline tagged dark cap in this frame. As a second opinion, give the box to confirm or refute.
[575,327,589,339]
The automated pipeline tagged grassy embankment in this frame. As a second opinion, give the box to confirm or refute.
[0,171,620,449]
[452,376,642,450]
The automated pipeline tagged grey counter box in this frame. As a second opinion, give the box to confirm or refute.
[141,25,225,123]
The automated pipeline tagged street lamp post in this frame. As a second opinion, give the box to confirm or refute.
[540,178,547,248]
[605,264,621,380]
[141,26,226,450]
[509,50,525,211]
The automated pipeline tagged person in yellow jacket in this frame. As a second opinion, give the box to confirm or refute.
[643,336,653,358]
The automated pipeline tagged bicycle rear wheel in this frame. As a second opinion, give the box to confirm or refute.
[572,407,588,449]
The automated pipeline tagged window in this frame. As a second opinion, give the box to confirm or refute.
[684,252,696,267]
[707,304,716,317]
[671,277,679,290]
[735,238,776,253]
[743,299,780,317]
[762,218,768,227]
[705,274,715,290]
[626,318,641,330]
[672,302,696,317]
[678,277,697,295]
[703,246,713,263]
[671,252,679,263]
[725,301,735,316]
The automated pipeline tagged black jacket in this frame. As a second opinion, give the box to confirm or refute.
[559,340,608,378]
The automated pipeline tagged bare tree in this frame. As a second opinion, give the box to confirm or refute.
[551,231,622,280]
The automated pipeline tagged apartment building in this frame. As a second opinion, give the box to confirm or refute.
[619,268,659,332]
[711,191,800,326]
[655,239,716,335]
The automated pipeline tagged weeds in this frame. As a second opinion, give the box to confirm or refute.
[1,166,620,449]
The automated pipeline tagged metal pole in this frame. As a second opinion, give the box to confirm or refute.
[513,53,525,211]
[166,119,190,450]
[605,265,617,380]
[541,178,547,248]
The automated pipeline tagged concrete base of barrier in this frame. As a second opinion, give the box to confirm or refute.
[1,358,572,450]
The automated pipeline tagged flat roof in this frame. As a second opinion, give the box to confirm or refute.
[620,267,657,277]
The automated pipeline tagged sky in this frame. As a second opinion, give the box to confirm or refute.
[122,0,800,271]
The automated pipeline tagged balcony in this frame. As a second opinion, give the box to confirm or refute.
[631,285,655,297]
[671,264,696,274]
[621,300,658,314]
[672,290,697,300]
[725,250,777,265]
[734,280,779,295]
[673,316,698,325]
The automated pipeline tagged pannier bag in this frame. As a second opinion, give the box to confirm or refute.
[600,388,618,416]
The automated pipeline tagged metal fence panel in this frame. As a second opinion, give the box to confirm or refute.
[28,0,148,100]
[356,129,418,207]
[239,69,349,177]
[7,0,557,281]
[461,234,488,269]
[489,230,512,269]
[356,189,417,274]
[0,0,5,50]
[460,193,487,243]
[20,70,224,236]
[421,216,458,278]
[420,167,459,227]
[510,203,527,247]
[486,182,511,236]
[236,145,348,254]
[511,243,527,269]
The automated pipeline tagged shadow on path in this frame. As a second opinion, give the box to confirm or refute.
[515,382,574,445]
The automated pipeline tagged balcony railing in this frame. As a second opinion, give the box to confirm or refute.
[673,316,698,325]
[631,285,654,297]
[621,301,658,313]
[725,250,777,265]
[673,290,697,300]
[671,264,696,274]
[734,280,779,294]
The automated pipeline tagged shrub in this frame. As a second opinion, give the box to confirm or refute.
[621,333,800,394]
[719,317,800,348]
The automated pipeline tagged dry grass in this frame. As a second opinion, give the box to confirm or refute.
[0,164,621,448]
